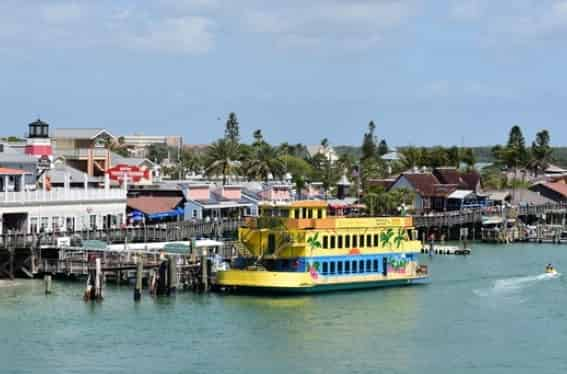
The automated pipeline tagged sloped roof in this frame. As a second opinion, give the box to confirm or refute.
[537,182,567,199]
[127,196,184,215]
[400,173,458,198]
[46,164,100,184]
[110,152,154,167]
[461,170,481,190]
[434,168,461,185]
[53,128,115,140]
[368,178,395,190]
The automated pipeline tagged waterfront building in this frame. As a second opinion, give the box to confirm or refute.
[121,135,182,158]
[306,144,339,163]
[0,142,38,185]
[52,128,114,177]
[0,168,126,234]
[183,184,253,220]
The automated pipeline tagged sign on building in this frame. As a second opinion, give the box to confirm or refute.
[106,164,150,183]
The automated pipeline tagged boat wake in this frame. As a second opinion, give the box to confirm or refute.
[474,273,560,297]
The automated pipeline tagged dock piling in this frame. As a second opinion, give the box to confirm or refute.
[44,274,52,295]
[134,258,143,301]
[201,248,208,293]
[168,255,177,296]
[95,258,103,301]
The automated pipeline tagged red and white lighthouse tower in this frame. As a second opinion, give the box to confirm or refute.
[25,119,53,169]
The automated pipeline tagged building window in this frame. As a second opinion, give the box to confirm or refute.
[89,215,97,229]
[330,236,336,249]
[323,235,329,249]
[330,262,336,274]
[374,234,379,247]
[52,216,60,232]
[40,217,49,232]
[322,262,329,275]
[367,234,372,247]
[345,235,351,248]
[352,235,358,248]
[337,235,343,249]
[30,217,38,234]
[359,234,365,248]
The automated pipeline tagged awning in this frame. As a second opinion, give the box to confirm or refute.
[448,190,474,200]
[147,206,184,220]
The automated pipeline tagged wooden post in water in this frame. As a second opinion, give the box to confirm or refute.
[44,274,52,295]
[134,258,143,301]
[168,255,177,295]
[201,248,208,292]
[95,258,103,301]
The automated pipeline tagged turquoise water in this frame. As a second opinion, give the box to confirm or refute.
[2,243,567,374]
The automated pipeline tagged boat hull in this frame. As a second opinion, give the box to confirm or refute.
[215,270,429,294]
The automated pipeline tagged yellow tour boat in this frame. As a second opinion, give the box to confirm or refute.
[215,201,429,293]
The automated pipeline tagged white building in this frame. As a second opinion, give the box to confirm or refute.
[0,168,126,234]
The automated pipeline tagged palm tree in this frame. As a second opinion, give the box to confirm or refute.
[400,146,422,170]
[243,143,286,181]
[204,139,241,185]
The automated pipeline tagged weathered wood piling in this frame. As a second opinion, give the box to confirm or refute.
[134,259,143,301]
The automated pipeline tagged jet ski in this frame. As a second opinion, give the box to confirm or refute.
[545,264,557,275]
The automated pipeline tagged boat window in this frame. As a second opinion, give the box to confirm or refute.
[374,234,379,247]
[373,259,378,272]
[323,235,328,249]
[352,235,358,248]
[330,236,336,249]
[338,262,343,274]
[345,261,350,273]
[338,235,343,249]
[322,262,329,275]
[345,235,351,248]
[352,261,358,273]
[366,235,372,247]
[360,260,365,273]
[359,235,365,247]
[366,259,372,272]
[330,262,336,274]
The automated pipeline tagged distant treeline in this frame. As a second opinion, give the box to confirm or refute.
[335,145,567,167]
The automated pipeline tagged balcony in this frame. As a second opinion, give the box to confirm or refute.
[58,148,109,159]
[0,188,126,205]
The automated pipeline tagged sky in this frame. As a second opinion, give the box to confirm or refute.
[1,0,567,147]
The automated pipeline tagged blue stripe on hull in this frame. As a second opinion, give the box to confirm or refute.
[218,277,429,295]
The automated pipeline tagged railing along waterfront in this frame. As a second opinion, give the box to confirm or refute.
[0,188,126,204]
[0,219,244,250]
[412,202,567,229]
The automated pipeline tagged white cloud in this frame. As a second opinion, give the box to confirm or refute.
[127,16,215,54]
[243,0,417,49]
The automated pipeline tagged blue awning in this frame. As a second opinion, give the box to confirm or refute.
[147,206,184,220]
